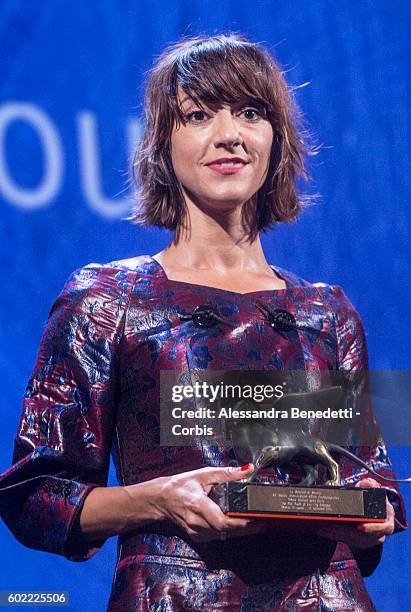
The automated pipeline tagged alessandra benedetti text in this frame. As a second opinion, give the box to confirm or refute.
[171,406,354,420]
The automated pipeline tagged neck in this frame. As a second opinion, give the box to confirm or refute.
[156,195,270,274]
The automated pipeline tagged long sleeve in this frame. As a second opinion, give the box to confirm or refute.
[0,263,136,561]
[331,285,407,574]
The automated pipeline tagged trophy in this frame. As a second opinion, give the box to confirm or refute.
[210,386,388,523]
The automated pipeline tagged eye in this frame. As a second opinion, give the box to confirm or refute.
[185,110,209,123]
[240,107,263,121]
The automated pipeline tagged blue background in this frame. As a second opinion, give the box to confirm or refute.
[1,1,410,609]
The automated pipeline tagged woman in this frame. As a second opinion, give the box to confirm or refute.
[0,34,407,611]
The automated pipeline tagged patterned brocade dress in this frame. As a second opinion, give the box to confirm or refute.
[0,255,407,611]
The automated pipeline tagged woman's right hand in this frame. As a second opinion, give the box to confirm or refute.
[146,463,266,543]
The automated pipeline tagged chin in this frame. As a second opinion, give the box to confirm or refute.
[203,197,248,212]
[185,186,255,212]
[206,189,254,206]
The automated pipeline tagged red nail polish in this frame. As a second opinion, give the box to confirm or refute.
[241,463,251,471]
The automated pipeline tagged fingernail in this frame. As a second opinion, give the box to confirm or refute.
[240,463,252,471]
[356,523,366,531]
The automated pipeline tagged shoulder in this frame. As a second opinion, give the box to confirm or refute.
[50,255,164,321]
[45,256,153,326]
[274,265,352,300]
[64,255,152,286]
[60,255,156,299]
[274,265,363,324]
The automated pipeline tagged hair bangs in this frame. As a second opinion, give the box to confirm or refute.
[171,40,273,115]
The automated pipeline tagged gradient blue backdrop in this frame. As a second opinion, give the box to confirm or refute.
[1,1,410,609]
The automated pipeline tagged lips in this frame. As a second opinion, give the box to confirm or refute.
[206,157,248,167]
[205,157,249,174]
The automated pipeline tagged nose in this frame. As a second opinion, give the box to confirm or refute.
[213,108,243,148]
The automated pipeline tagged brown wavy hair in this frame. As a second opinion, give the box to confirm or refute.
[128,33,315,241]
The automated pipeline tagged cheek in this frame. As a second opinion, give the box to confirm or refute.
[170,132,197,178]
[253,131,274,185]
[261,130,274,162]
[250,128,273,168]
[170,134,184,171]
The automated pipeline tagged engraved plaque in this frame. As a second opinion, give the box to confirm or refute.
[248,486,364,516]
[209,482,387,522]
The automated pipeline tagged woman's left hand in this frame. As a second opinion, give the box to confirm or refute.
[314,478,395,549]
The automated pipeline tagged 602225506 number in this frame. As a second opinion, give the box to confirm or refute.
[0,592,69,606]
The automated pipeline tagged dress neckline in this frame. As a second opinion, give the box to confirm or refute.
[149,255,292,297]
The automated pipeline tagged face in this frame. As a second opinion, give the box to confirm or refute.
[170,87,274,213]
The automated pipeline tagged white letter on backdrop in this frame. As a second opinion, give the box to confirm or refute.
[0,102,63,210]
[77,111,141,219]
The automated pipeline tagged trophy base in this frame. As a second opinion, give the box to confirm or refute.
[211,482,387,522]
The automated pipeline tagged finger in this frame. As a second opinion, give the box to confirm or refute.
[317,519,391,540]
[319,520,389,536]
[316,526,387,547]
[226,522,267,538]
[386,499,395,520]
[184,509,256,543]
[357,520,394,536]
[224,515,257,530]
[200,498,263,534]
[355,478,381,488]
[200,464,254,490]
[196,494,252,533]
[182,512,227,543]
